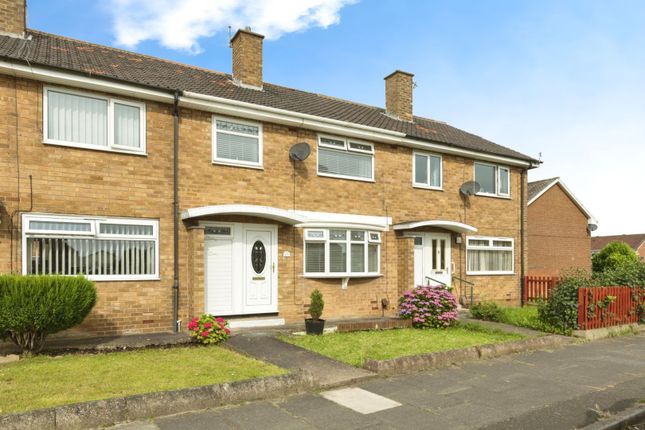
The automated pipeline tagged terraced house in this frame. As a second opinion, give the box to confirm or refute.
[0,1,539,335]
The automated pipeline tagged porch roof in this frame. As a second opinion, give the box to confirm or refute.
[393,220,477,234]
[181,205,392,231]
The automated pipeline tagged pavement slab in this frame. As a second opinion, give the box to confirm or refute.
[320,387,401,414]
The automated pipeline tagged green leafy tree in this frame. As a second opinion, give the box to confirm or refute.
[592,241,640,273]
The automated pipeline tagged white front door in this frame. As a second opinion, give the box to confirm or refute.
[412,232,451,287]
[204,223,278,316]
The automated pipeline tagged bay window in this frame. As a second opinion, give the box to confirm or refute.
[317,135,374,181]
[23,214,159,281]
[44,87,146,154]
[304,229,380,276]
[466,236,514,275]
[474,162,510,197]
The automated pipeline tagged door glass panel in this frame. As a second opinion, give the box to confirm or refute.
[440,239,446,270]
[414,236,423,246]
[432,239,437,270]
[251,240,266,274]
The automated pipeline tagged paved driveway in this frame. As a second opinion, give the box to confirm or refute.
[110,334,645,430]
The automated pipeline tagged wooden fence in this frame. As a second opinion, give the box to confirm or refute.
[523,276,560,304]
[577,286,644,330]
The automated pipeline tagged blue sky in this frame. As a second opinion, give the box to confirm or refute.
[28,0,645,235]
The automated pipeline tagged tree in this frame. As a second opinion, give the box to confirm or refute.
[592,241,641,273]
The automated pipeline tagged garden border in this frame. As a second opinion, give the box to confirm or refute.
[362,335,576,374]
[0,371,315,430]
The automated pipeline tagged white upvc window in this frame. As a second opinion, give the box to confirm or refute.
[212,116,263,168]
[317,135,374,181]
[22,214,159,281]
[413,151,442,189]
[43,86,146,154]
[304,228,380,277]
[466,236,514,275]
[474,162,510,197]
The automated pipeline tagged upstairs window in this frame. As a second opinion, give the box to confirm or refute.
[304,229,380,276]
[413,151,442,189]
[317,135,374,181]
[213,117,263,168]
[23,214,159,281]
[44,87,146,154]
[474,162,510,197]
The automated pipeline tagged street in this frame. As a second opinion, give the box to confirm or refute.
[109,334,645,430]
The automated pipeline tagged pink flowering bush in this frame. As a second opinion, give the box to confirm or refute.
[187,314,231,345]
[399,285,459,328]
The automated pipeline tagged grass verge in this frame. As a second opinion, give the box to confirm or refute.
[0,345,285,414]
[279,322,524,367]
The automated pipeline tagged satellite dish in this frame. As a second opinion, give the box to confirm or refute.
[588,223,598,232]
[289,142,311,161]
[460,181,481,196]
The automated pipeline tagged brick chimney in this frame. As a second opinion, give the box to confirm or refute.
[0,0,26,37]
[231,28,264,89]
[384,70,414,122]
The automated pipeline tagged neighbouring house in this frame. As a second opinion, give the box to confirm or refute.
[591,234,645,260]
[527,177,597,277]
[0,1,540,336]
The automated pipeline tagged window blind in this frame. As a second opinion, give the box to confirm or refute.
[318,148,372,179]
[47,90,107,147]
[114,103,141,149]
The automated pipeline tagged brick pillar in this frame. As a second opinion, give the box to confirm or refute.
[397,235,415,296]
[186,226,205,318]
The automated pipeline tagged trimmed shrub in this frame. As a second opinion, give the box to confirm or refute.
[399,285,458,328]
[309,289,324,320]
[0,275,97,355]
[469,301,504,322]
[187,314,230,345]
[592,242,640,273]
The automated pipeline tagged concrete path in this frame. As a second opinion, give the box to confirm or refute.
[227,333,374,387]
[106,333,645,430]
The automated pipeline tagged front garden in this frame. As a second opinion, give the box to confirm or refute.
[0,346,285,414]
[281,323,524,367]
[0,275,284,415]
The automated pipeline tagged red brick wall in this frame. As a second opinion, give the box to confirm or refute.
[528,183,591,277]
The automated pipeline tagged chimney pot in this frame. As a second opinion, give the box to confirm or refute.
[231,28,264,89]
[384,70,414,122]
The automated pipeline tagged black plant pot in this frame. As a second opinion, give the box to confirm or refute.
[305,318,325,335]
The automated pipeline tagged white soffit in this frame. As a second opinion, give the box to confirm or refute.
[393,220,477,233]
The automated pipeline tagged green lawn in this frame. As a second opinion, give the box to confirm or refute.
[496,306,553,332]
[280,323,525,367]
[0,346,285,414]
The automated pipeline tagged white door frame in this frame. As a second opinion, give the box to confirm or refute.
[405,231,452,287]
[202,221,278,316]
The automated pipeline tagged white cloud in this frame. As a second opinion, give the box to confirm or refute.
[108,0,355,53]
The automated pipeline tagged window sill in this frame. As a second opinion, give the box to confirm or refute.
[317,172,375,183]
[302,273,383,279]
[413,184,443,191]
[474,193,511,200]
[465,271,515,276]
[44,140,147,157]
[212,160,264,170]
[89,275,161,282]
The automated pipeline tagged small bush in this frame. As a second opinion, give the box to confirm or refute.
[537,269,591,335]
[309,289,324,320]
[187,314,230,345]
[0,275,97,355]
[399,285,458,328]
[470,302,503,322]
[592,242,641,273]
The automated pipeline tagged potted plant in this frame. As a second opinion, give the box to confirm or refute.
[305,289,325,335]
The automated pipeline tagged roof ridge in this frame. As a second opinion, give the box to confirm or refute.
[529,177,559,184]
